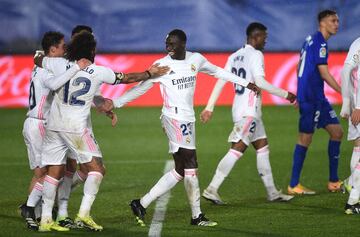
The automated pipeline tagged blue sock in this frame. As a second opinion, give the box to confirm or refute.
[290,144,308,188]
[328,140,340,182]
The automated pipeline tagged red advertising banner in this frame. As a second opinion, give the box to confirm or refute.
[0,53,346,108]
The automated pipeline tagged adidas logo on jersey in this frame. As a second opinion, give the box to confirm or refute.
[169,70,175,75]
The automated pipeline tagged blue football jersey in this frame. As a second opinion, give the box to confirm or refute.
[297,31,328,102]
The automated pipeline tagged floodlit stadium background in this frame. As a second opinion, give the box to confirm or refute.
[0,0,358,107]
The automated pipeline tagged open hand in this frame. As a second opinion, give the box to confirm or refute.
[148,63,170,78]
[200,110,213,123]
[246,83,261,95]
[287,92,297,103]
[106,111,118,127]
[77,58,92,70]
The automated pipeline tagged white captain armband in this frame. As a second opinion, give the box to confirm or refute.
[114,72,125,84]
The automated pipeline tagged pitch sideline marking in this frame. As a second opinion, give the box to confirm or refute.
[148,159,174,237]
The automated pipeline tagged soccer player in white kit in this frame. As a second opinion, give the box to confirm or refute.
[111,29,259,226]
[340,37,360,214]
[34,31,169,232]
[20,31,92,231]
[200,22,296,205]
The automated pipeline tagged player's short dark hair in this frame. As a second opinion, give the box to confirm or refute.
[318,9,337,23]
[71,25,93,37]
[246,22,267,37]
[41,31,64,55]
[66,31,96,62]
[168,29,187,43]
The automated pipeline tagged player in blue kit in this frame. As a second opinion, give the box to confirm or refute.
[288,9,343,195]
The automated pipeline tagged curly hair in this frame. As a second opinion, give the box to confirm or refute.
[71,25,93,37]
[66,31,96,62]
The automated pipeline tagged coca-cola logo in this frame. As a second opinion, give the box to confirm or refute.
[0,53,346,108]
[0,55,135,107]
[0,56,31,107]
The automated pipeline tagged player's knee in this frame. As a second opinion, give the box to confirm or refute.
[79,164,89,175]
[331,127,343,140]
[298,134,312,147]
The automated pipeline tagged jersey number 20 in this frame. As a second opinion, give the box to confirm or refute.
[231,67,247,95]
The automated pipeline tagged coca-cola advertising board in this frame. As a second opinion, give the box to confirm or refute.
[0,53,346,108]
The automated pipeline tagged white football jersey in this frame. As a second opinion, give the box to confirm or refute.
[26,66,54,120]
[225,45,265,121]
[42,57,117,133]
[114,51,249,122]
[344,37,360,109]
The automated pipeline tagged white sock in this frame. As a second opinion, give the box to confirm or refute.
[57,171,73,218]
[140,169,182,208]
[256,145,277,196]
[348,163,360,205]
[348,147,360,187]
[26,182,43,207]
[78,171,103,218]
[184,169,201,219]
[41,175,59,224]
[207,149,242,192]
[72,170,87,191]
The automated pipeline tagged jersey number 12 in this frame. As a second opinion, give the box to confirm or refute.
[63,77,91,106]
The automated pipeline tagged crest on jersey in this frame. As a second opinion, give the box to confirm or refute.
[191,64,196,72]
[186,137,191,144]
[319,47,327,58]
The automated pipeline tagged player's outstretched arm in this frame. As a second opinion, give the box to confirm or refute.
[200,79,227,123]
[340,63,353,119]
[254,75,291,99]
[42,58,92,90]
[120,63,169,84]
[318,64,341,93]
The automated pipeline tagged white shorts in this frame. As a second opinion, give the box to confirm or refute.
[228,117,267,146]
[161,115,196,153]
[41,128,102,166]
[23,117,46,169]
[347,119,360,141]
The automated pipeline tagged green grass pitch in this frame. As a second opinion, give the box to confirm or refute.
[0,105,356,237]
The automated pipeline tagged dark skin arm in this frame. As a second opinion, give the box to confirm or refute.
[116,63,169,84]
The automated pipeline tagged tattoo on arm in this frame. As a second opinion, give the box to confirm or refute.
[121,71,151,84]
[93,95,105,107]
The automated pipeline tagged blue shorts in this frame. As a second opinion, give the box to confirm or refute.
[298,100,339,133]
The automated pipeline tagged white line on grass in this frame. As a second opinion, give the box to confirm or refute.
[148,160,174,237]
